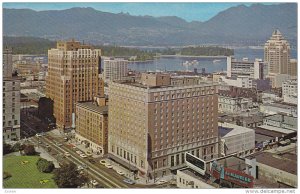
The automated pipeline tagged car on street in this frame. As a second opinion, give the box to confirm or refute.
[64,137,68,142]
[105,163,113,169]
[116,170,125,176]
[156,180,168,185]
[88,159,96,164]
[100,160,106,165]
[90,180,99,186]
[38,141,42,144]
[77,165,84,171]
[36,133,42,137]
[85,151,93,157]
[76,150,83,155]
[64,152,71,157]
[123,179,135,185]
[80,154,87,158]
[82,164,88,169]
[56,142,63,147]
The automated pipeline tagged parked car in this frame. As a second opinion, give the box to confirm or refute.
[82,164,88,169]
[105,163,113,169]
[100,160,106,165]
[85,151,93,157]
[156,180,168,185]
[80,154,87,158]
[36,133,42,137]
[77,165,84,171]
[123,179,135,185]
[76,150,83,155]
[116,170,125,176]
[56,142,63,147]
[88,159,96,164]
[90,180,99,186]
[64,152,71,157]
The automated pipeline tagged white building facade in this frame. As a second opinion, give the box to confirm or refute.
[103,58,128,82]
[282,79,297,105]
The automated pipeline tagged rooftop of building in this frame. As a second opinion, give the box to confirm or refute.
[246,144,297,175]
[258,125,295,135]
[254,127,285,139]
[76,101,108,114]
[264,114,297,123]
[113,76,217,89]
[218,122,254,137]
[213,155,247,172]
[262,102,297,109]
[179,167,211,183]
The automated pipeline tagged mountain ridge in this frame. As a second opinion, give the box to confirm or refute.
[3,3,297,46]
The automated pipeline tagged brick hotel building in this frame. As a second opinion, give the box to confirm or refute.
[108,73,219,178]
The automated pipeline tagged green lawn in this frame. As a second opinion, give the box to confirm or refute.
[3,155,57,188]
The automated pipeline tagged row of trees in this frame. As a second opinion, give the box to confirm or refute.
[159,46,234,56]
[3,142,36,156]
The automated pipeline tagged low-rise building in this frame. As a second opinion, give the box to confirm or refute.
[259,102,297,117]
[246,144,297,188]
[177,168,215,189]
[267,74,293,88]
[218,95,253,114]
[218,122,255,157]
[75,97,108,155]
[263,114,297,132]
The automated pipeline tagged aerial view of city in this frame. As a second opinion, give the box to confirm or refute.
[1,1,298,193]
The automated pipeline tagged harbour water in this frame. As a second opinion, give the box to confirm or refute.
[128,48,298,73]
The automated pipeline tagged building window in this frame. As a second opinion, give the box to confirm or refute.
[171,156,174,167]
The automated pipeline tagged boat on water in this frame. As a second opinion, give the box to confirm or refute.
[213,59,221,63]
[182,60,199,66]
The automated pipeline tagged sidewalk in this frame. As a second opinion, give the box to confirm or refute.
[69,138,102,159]
[104,158,175,185]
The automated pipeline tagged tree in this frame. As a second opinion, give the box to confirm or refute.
[53,162,88,188]
[36,158,55,173]
[23,144,36,155]
[3,143,12,155]
[11,142,22,152]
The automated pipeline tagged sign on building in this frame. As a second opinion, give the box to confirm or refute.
[211,161,254,188]
[185,152,206,175]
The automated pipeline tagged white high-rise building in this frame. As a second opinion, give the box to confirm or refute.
[264,29,290,76]
[103,58,128,82]
[3,48,21,142]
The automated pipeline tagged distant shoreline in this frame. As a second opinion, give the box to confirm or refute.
[159,55,228,58]
[128,59,155,63]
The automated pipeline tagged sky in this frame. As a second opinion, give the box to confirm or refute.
[2,2,276,22]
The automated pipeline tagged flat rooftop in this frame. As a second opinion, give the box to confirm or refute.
[76,102,108,114]
[219,122,254,137]
[248,147,297,175]
[258,125,295,134]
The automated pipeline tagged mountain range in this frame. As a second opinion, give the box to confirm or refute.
[3,3,297,46]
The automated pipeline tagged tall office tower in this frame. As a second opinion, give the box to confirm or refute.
[46,39,104,130]
[108,73,219,179]
[3,47,21,142]
[264,29,290,75]
[103,58,128,82]
[289,59,297,76]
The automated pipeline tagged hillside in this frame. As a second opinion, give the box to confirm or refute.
[3,3,297,46]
